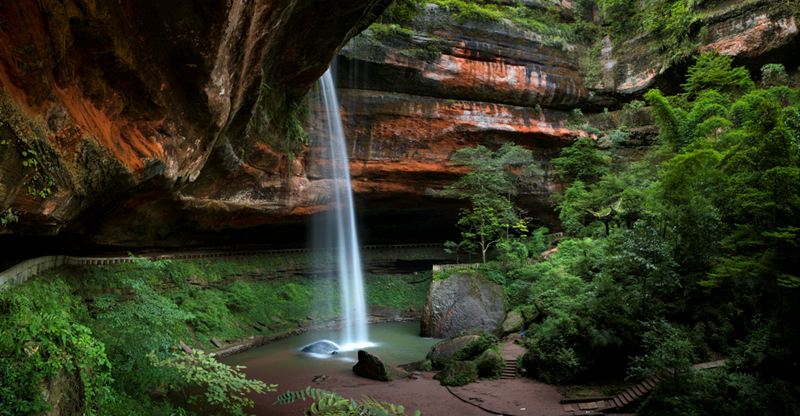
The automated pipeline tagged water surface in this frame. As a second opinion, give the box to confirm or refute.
[223,322,438,374]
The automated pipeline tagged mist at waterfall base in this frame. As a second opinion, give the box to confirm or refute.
[310,68,372,351]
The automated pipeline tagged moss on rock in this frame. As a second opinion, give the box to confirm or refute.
[433,360,478,386]
[426,331,497,369]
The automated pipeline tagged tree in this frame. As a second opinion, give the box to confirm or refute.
[711,91,800,289]
[551,137,608,184]
[761,63,788,88]
[148,350,276,416]
[644,89,688,149]
[681,52,754,100]
[447,143,540,263]
[628,320,697,385]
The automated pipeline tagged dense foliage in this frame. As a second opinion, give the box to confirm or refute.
[275,386,421,416]
[0,253,429,415]
[459,54,800,414]
[444,143,546,263]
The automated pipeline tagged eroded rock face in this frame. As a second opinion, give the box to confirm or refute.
[0,0,390,247]
[420,274,506,339]
[0,0,797,250]
[597,1,799,95]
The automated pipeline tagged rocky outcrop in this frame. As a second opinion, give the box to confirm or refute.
[595,0,799,95]
[421,273,506,338]
[0,0,797,251]
[301,340,340,354]
[0,0,390,248]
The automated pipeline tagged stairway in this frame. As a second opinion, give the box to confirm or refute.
[500,359,517,379]
[560,359,727,414]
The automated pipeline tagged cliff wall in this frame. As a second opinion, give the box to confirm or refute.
[0,0,797,251]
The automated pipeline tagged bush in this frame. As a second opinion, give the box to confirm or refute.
[520,341,583,384]
[434,361,479,386]
[0,357,49,415]
[475,350,505,379]
[148,350,276,416]
[451,331,498,363]
[761,63,788,87]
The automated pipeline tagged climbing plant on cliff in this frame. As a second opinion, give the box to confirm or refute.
[249,82,309,160]
[445,143,541,263]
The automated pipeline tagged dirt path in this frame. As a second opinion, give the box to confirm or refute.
[256,337,568,416]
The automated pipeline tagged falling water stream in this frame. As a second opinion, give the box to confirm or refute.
[314,68,371,349]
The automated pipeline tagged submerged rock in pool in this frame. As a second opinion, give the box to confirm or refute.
[301,340,340,354]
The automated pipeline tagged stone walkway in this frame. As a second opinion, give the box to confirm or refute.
[560,359,727,414]
[446,337,726,416]
[445,337,566,415]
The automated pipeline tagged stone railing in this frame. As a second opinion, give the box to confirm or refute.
[0,243,446,293]
[432,263,482,272]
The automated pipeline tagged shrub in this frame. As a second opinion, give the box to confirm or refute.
[434,361,479,386]
[475,350,505,379]
[148,350,276,416]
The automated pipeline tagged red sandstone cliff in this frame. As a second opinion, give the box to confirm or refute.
[0,0,797,249]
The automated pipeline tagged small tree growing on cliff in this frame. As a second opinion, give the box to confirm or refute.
[446,143,540,263]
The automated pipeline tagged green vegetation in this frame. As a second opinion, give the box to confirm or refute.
[429,0,597,48]
[275,386,420,415]
[445,143,544,263]
[460,53,800,413]
[433,360,478,386]
[0,208,18,226]
[475,349,505,379]
[249,82,309,160]
[0,254,428,415]
[383,0,427,23]
[148,351,276,416]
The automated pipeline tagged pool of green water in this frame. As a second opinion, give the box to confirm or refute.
[222,322,439,378]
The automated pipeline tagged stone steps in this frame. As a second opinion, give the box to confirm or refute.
[500,359,517,379]
[560,359,727,414]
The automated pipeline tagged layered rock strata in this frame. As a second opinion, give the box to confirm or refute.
[0,0,797,249]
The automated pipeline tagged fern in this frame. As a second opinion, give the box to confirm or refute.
[274,387,421,415]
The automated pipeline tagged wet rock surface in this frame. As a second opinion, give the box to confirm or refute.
[301,340,340,354]
[353,350,392,381]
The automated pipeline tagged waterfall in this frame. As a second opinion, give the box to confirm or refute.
[313,68,370,349]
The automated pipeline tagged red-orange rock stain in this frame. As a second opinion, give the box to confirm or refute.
[700,14,798,57]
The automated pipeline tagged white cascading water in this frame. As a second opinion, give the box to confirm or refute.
[315,68,371,350]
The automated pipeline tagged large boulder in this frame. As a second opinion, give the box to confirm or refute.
[433,361,479,386]
[352,350,407,381]
[353,350,391,381]
[301,340,340,354]
[420,273,506,339]
[426,333,497,369]
[498,309,525,338]
[426,335,479,364]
